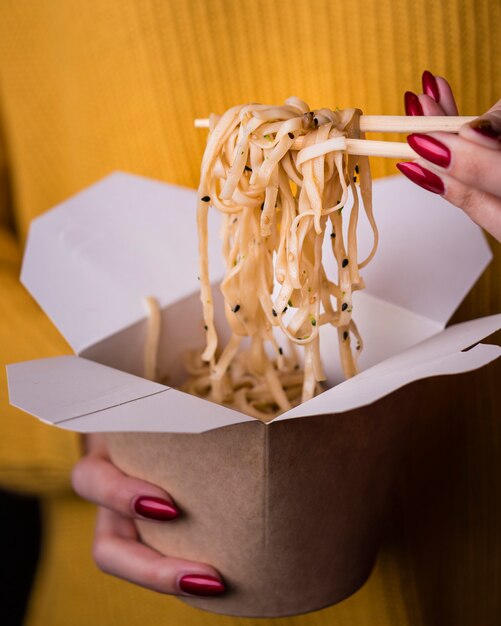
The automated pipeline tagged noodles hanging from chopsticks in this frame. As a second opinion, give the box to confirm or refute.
[183,97,378,422]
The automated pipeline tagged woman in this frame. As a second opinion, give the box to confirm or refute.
[1,1,499,624]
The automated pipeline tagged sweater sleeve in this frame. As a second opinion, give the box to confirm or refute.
[0,225,83,497]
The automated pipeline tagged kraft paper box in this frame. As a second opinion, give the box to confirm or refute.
[7,172,501,617]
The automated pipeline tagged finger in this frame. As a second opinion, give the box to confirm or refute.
[407,131,501,197]
[396,160,501,242]
[417,93,447,116]
[459,99,501,149]
[439,171,501,242]
[434,76,459,115]
[72,455,180,521]
[93,508,225,596]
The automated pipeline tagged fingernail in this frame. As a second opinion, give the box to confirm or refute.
[179,574,226,596]
[407,133,451,168]
[422,70,440,103]
[469,119,501,141]
[396,162,445,195]
[134,496,179,521]
[404,91,423,116]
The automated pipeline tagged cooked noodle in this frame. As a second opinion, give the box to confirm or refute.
[176,98,377,422]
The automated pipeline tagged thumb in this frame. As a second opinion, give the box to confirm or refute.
[459,99,501,149]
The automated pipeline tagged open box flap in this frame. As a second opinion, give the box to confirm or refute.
[277,313,501,420]
[20,172,226,354]
[326,176,492,328]
[21,172,491,357]
[7,314,500,433]
[7,356,253,433]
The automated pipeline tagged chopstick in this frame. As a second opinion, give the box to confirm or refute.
[195,115,475,132]
[194,115,476,159]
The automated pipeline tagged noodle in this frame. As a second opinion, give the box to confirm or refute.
[181,98,377,422]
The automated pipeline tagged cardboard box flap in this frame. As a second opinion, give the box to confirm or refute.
[21,172,491,358]
[340,176,492,327]
[7,355,253,433]
[20,172,226,354]
[7,356,168,424]
[278,314,501,420]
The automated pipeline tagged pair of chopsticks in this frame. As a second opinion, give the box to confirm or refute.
[194,116,476,159]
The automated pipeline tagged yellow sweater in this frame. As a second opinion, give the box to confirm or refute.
[0,2,500,625]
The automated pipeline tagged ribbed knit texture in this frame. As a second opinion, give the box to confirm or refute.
[0,1,499,625]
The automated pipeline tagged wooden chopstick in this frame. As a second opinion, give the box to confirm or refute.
[297,138,416,160]
[194,115,476,159]
[195,115,476,133]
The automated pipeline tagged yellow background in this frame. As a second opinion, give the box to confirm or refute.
[0,1,500,625]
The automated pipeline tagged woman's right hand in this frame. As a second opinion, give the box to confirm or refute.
[71,433,225,597]
[398,70,501,242]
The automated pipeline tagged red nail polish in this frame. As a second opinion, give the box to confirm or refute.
[404,91,424,116]
[470,119,501,141]
[407,133,451,168]
[396,162,445,195]
[179,574,226,596]
[134,496,179,521]
[422,70,440,103]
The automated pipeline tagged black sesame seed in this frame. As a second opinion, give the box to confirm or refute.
[353,176,357,183]
[278,347,283,355]
[330,232,336,238]
[282,306,288,313]
[288,132,294,139]
[342,258,349,268]
[201,195,210,202]
[343,331,348,341]
[272,308,277,317]
[232,304,241,313]
[342,302,348,311]
[244,165,252,172]
[204,325,208,330]
[260,202,264,211]
[355,164,359,174]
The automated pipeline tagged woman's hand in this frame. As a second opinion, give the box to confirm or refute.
[71,433,225,597]
[398,70,501,242]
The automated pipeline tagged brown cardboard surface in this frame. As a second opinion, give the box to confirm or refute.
[105,385,412,617]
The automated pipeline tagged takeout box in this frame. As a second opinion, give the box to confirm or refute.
[7,172,501,617]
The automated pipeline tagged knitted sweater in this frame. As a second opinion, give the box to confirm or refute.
[0,2,500,625]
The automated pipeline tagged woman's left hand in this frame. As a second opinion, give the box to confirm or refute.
[398,70,501,242]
